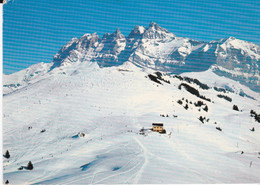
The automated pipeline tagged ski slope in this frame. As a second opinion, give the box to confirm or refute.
[3,61,260,184]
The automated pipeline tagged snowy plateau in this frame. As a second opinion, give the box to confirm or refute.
[2,23,260,184]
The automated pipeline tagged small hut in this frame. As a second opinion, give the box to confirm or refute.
[152,123,165,133]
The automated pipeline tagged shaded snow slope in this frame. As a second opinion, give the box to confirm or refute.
[3,62,260,184]
[182,67,260,100]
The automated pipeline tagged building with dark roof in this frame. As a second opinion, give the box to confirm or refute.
[152,123,164,133]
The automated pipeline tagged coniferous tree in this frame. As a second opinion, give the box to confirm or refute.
[203,105,208,112]
[27,161,33,170]
[199,116,204,123]
[5,150,10,159]
[177,100,183,105]
[233,105,239,111]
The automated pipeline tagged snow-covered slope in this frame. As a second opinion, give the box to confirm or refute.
[3,61,260,184]
[3,62,51,95]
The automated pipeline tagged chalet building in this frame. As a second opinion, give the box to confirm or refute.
[152,123,165,133]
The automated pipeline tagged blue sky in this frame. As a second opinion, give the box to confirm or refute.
[3,0,260,74]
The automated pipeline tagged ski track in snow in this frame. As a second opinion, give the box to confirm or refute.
[133,137,148,184]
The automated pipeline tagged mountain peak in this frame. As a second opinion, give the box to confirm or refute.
[128,25,146,38]
[228,36,236,40]
[143,22,174,39]
[148,22,159,28]
[80,32,99,41]
[102,28,125,40]
[113,28,125,39]
[115,28,121,33]
[148,21,156,26]
[148,22,168,32]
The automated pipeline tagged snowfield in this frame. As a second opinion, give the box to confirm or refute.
[3,61,260,184]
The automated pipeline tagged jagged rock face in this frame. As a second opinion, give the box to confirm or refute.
[142,22,175,39]
[210,37,260,92]
[118,25,146,63]
[53,30,127,68]
[215,37,260,70]
[98,29,126,55]
[53,37,78,65]
[52,33,100,68]
[50,22,260,91]
[94,29,126,67]
[128,25,145,39]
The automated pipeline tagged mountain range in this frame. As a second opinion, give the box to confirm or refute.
[3,22,260,93]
